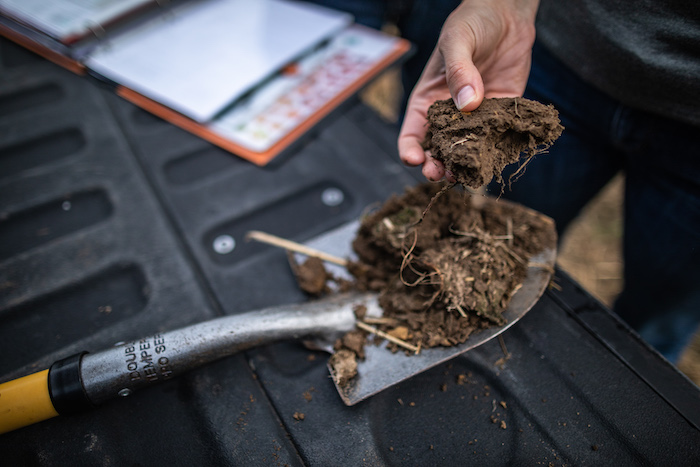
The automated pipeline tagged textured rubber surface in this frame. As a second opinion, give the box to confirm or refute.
[1,37,698,465]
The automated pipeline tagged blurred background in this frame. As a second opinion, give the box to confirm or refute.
[360,67,700,386]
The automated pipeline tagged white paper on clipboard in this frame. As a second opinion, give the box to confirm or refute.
[210,25,401,153]
[84,0,353,123]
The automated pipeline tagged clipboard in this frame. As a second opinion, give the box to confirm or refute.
[0,0,410,165]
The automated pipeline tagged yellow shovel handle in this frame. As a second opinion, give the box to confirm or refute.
[0,369,59,435]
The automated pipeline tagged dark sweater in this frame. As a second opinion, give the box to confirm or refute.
[536,0,700,126]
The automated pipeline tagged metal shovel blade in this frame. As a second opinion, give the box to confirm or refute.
[301,217,557,406]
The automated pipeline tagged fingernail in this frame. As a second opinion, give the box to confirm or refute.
[455,85,476,110]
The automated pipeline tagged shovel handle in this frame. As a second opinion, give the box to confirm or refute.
[0,293,370,434]
[0,352,90,435]
[0,370,58,434]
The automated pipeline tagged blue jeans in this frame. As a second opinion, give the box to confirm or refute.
[490,42,700,363]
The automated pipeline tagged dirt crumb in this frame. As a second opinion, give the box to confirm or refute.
[302,387,315,402]
[329,349,358,387]
[387,325,410,341]
[422,97,563,189]
[293,412,305,421]
[353,304,367,321]
[334,329,368,359]
[291,256,331,296]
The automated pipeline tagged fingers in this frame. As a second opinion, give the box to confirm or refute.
[398,137,426,168]
[398,109,447,183]
[398,107,428,167]
[398,6,489,182]
[438,27,484,112]
[398,127,449,183]
[398,1,538,184]
[398,48,455,180]
[422,154,445,182]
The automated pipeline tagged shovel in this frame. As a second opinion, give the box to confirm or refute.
[0,220,555,435]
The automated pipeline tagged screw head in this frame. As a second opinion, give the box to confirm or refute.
[213,235,235,254]
[321,187,344,207]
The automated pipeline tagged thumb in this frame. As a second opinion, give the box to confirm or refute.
[438,30,485,112]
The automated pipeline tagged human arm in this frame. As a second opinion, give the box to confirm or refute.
[398,0,539,181]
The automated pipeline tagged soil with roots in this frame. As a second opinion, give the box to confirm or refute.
[294,97,563,386]
[295,183,557,387]
[346,183,556,351]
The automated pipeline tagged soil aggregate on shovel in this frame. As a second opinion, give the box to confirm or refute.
[422,97,563,189]
[346,182,555,346]
[291,97,562,387]
[296,183,556,387]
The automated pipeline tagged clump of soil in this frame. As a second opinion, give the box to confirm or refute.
[334,328,367,359]
[290,255,331,296]
[342,183,555,354]
[422,97,563,189]
[289,254,354,296]
[328,349,358,386]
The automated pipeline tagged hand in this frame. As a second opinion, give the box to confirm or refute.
[398,0,539,181]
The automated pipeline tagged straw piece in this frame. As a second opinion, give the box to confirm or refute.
[246,230,348,266]
[356,321,420,354]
